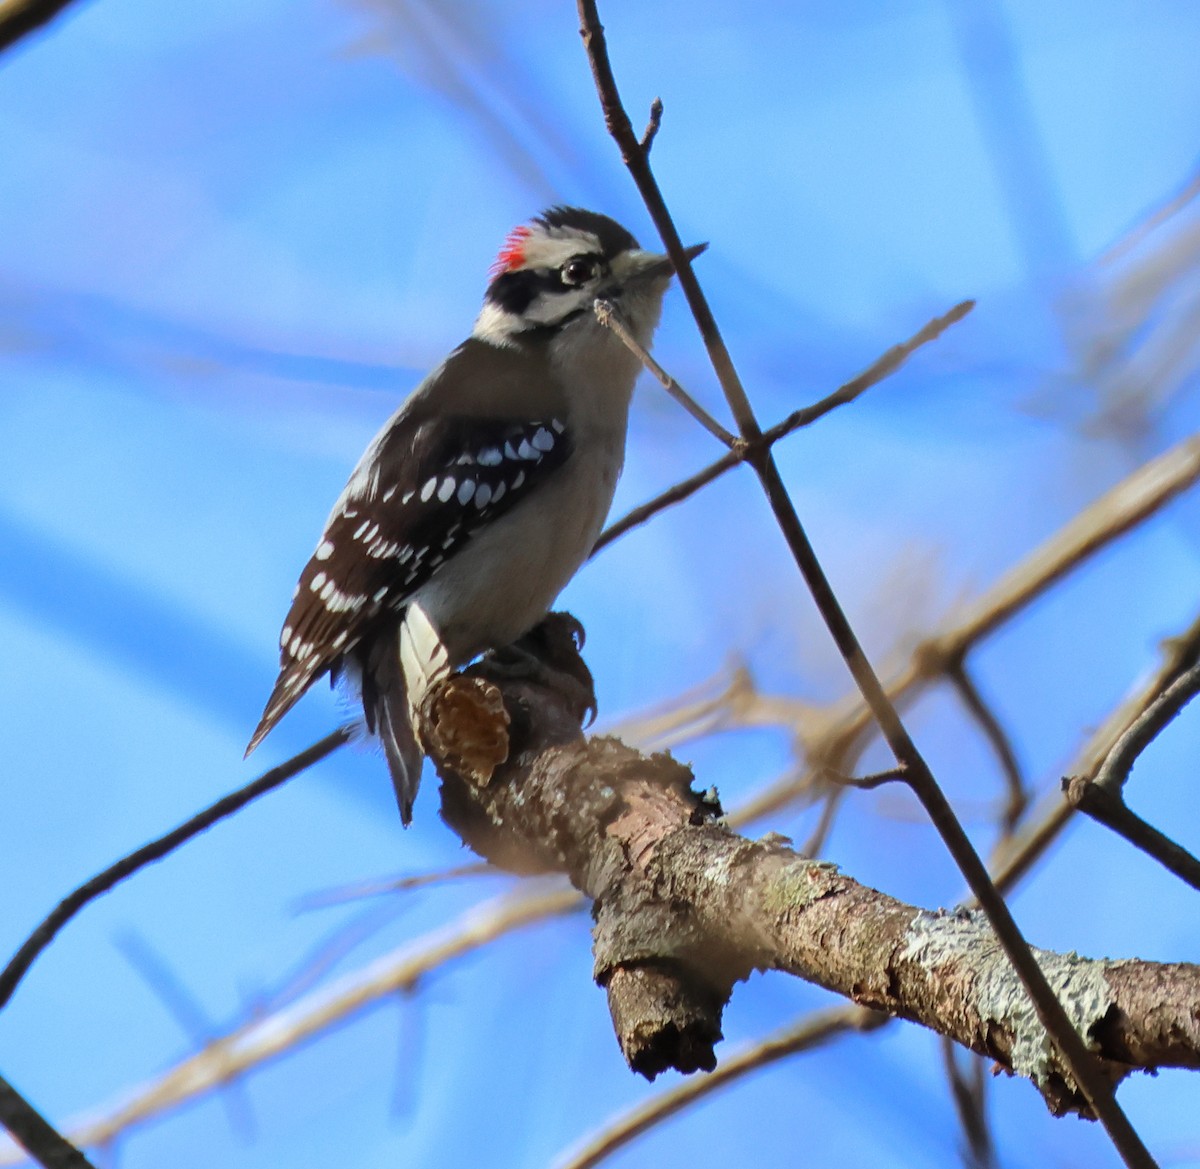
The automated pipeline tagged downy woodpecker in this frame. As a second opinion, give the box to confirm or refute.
[247,207,697,822]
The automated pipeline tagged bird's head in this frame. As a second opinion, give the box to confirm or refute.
[473,206,702,348]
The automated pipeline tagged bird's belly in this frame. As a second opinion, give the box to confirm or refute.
[412,442,621,661]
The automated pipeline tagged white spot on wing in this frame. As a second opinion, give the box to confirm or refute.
[478,447,502,466]
[316,540,334,560]
[512,469,526,490]
[420,478,437,502]
[457,479,475,505]
[437,477,456,503]
[475,483,492,508]
[311,572,327,591]
[517,438,536,460]
[532,428,554,452]
[491,481,506,503]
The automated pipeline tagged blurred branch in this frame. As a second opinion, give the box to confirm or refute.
[0,0,82,56]
[942,1038,997,1169]
[0,728,349,1014]
[295,861,496,911]
[1100,164,1200,267]
[0,886,580,1163]
[552,1006,884,1169]
[947,661,1027,831]
[920,435,1200,661]
[0,1073,94,1169]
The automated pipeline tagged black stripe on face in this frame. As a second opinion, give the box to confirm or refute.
[485,267,563,316]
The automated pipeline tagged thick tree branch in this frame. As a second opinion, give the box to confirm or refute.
[421,621,1200,1114]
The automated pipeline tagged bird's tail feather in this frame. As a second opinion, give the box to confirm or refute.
[378,688,422,825]
[369,602,451,825]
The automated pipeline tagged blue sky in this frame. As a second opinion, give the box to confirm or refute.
[2,1,1199,1167]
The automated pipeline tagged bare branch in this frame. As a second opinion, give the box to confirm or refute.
[0,729,350,1014]
[735,434,1200,830]
[1093,660,1200,796]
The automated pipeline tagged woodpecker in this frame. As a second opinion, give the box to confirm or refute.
[247,207,700,823]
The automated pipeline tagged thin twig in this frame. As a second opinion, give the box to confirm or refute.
[592,298,975,554]
[552,1006,883,1169]
[1093,660,1200,796]
[0,728,350,1013]
[822,764,907,790]
[1062,778,1200,892]
[947,661,1027,831]
[640,97,663,154]
[593,297,736,447]
[1056,660,1200,889]
[989,611,1200,895]
[575,6,1156,1163]
[0,1073,95,1169]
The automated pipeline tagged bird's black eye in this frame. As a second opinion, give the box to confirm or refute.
[561,256,599,286]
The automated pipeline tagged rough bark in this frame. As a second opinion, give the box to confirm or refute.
[422,615,1200,1113]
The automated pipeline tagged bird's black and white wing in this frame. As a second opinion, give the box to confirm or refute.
[246,370,572,757]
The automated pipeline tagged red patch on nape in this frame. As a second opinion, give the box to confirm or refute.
[489,224,532,277]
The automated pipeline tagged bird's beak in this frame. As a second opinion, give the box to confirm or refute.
[626,241,708,283]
